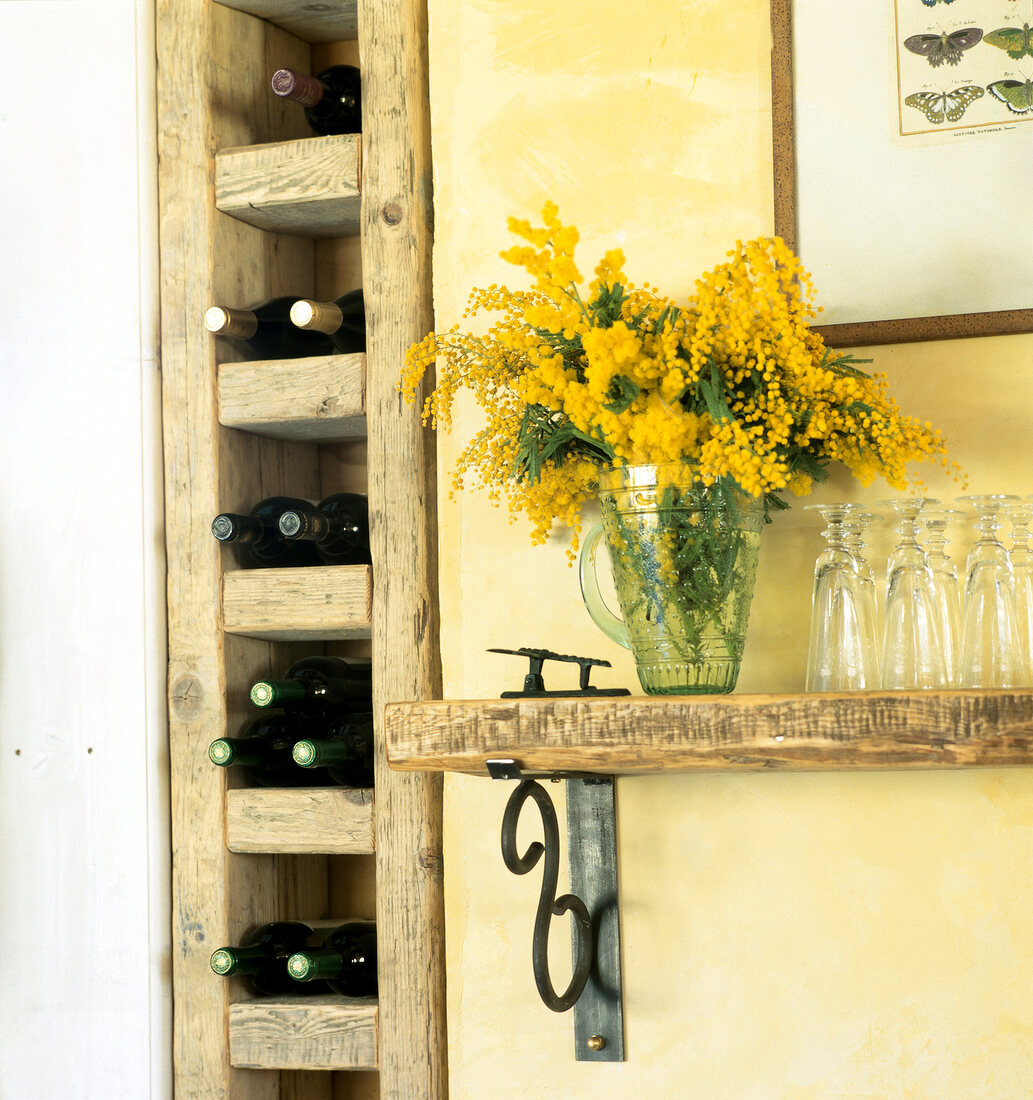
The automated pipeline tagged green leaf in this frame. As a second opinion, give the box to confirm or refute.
[587,282,627,328]
[787,450,830,483]
[510,403,614,484]
[820,348,873,378]
[697,376,733,423]
[603,374,641,414]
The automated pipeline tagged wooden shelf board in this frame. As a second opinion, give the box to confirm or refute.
[384,690,1033,777]
[215,134,360,238]
[213,0,357,43]
[229,995,377,1070]
[225,786,375,853]
[219,353,365,442]
[222,564,372,640]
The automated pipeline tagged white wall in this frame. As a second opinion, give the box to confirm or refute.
[0,2,170,1097]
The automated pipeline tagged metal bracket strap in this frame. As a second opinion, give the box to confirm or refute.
[491,759,625,1062]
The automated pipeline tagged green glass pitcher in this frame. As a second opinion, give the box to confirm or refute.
[578,464,766,695]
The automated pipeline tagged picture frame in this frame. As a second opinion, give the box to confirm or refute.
[770,0,1033,348]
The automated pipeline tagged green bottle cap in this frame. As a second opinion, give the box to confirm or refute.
[210,948,237,975]
[250,679,306,708]
[286,952,314,981]
[208,739,234,766]
[287,948,343,981]
[250,681,275,707]
[292,740,318,767]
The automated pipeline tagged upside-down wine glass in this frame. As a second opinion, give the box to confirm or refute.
[957,494,1022,688]
[841,508,882,677]
[1007,501,1033,687]
[879,498,946,690]
[920,509,965,687]
[805,503,878,692]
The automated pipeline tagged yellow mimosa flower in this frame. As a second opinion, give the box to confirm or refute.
[399,203,963,559]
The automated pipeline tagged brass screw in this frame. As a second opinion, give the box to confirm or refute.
[586,1035,607,1052]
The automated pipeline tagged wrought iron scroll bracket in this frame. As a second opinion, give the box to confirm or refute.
[491,758,625,1062]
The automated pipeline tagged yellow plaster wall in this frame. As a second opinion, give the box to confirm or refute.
[425,1,1033,1096]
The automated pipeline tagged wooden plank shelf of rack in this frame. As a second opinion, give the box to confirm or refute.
[219,353,365,441]
[225,787,375,854]
[222,565,372,640]
[384,690,1033,777]
[215,134,360,237]
[213,0,357,42]
[229,996,377,1070]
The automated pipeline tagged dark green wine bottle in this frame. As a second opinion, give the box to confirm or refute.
[292,713,374,788]
[286,921,377,997]
[208,713,333,788]
[204,298,337,360]
[210,921,330,996]
[250,654,373,719]
[270,65,362,136]
[277,492,371,566]
[211,496,322,569]
[289,290,366,354]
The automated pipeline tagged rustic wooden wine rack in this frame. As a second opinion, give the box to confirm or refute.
[157,0,445,1097]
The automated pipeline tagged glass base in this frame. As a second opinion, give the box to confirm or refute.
[635,658,742,695]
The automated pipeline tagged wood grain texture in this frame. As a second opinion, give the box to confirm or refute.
[163,0,445,1094]
[219,355,365,441]
[216,135,361,238]
[229,997,378,1070]
[213,0,357,43]
[222,565,373,640]
[384,691,1033,776]
[226,787,375,854]
[769,0,796,256]
[360,0,448,1096]
[158,3,333,1097]
[814,309,1033,349]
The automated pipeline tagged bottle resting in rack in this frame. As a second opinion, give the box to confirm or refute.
[292,713,375,788]
[290,290,366,355]
[271,65,361,136]
[250,654,373,718]
[208,713,334,788]
[210,921,330,996]
[204,297,336,360]
[211,496,322,569]
[287,921,378,997]
[278,492,371,566]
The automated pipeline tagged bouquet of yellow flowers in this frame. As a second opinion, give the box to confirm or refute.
[401,201,957,560]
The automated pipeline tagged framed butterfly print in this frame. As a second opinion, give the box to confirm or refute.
[771,0,1033,347]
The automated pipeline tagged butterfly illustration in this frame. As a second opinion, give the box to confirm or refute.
[904,28,983,66]
[987,77,1033,113]
[920,0,959,6]
[904,84,983,123]
[983,23,1033,58]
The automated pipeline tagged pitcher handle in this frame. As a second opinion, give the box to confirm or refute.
[578,523,630,650]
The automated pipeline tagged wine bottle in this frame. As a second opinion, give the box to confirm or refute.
[208,713,333,788]
[250,655,373,717]
[286,921,377,997]
[210,921,330,996]
[289,290,366,354]
[211,496,322,569]
[271,65,361,136]
[292,713,375,788]
[277,493,371,566]
[204,297,336,360]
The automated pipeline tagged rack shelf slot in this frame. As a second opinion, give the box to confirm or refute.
[225,787,375,854]
[215,135,360,238]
